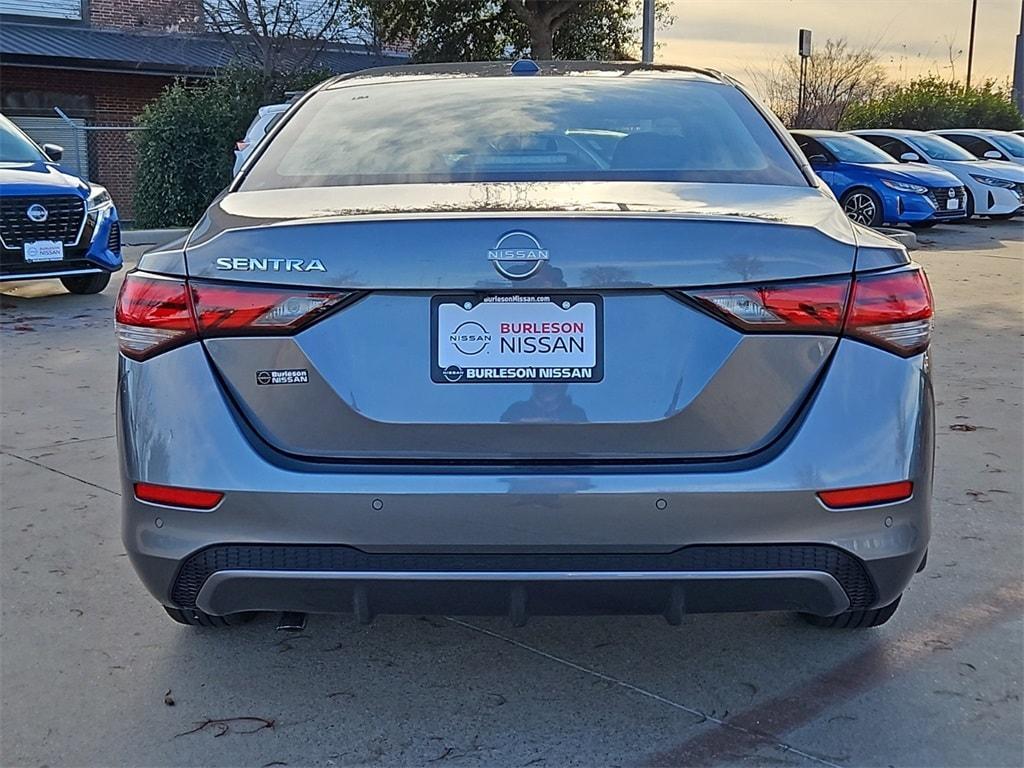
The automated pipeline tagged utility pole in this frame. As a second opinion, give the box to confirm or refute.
[641,0,655,64]
[1013,0,1024,114]
[797,29,812,127]
[966,0,978,89]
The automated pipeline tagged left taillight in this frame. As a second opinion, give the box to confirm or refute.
[116,274,196,361]
[116,272,347,361]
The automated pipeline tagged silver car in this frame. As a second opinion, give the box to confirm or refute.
[116,62,934,630]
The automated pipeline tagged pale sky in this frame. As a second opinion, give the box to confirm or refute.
[658,0,1022,91]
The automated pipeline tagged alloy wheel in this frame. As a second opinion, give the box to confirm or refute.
[844,192,878,226]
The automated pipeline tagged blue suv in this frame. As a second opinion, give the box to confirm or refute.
[1,114,121,293]
[792,130,967,229]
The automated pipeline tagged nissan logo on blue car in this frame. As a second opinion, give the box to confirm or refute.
[26,203,48,222]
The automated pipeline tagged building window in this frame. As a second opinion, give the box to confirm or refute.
[0,0,83,21]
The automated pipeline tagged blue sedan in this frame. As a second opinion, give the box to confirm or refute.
[1,114,121,293]
[792,130,967,228]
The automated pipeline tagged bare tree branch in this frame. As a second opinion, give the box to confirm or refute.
[747,39,887,129]
[202,0,352,76]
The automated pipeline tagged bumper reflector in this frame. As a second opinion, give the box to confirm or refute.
[134,482,223,510]
[818,481,913,509]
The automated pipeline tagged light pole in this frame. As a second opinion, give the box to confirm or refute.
[1013,0,1024,113]
[641,0,655,64]
[966,0,978,89]
[797,29,812,127]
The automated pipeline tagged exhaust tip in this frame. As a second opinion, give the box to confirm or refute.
[276,611,307,632]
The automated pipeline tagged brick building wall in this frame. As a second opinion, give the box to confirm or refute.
[1,66,173,221]
[88,0,202,32]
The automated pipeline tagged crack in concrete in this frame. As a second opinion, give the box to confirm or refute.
[2,450,121,496]
[445,617,843,768]
[9,434,117,452]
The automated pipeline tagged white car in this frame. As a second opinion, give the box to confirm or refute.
[851,129,1024,219]
[930,128,1024,167]
[233,103,289,175]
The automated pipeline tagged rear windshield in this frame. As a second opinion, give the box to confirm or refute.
[241,77,808,190]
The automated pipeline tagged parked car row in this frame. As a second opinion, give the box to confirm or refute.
[791,127,1024,228]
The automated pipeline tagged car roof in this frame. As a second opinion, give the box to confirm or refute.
[790,129,845,137]
[322,60,732,90]
[849,129,926,137]
[932,128,1010,135]
[257,103,289,117]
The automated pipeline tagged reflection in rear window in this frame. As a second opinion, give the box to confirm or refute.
[241,77,808,190]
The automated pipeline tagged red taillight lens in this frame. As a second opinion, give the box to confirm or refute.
[116,271,348,360]
[818,481,913,509]
[683,268,933,357]
[116,274,197,360]
[685,278,850,332]
[190,282,346,335]
[845,269,933,356]
[134,482,223,510]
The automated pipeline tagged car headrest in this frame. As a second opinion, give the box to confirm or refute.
[610,132,691,170]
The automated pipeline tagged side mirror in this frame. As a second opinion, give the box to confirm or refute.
[808,154,829,167]
[42,143,64,162]
[899,152,921,163]
[983,150,1003,160]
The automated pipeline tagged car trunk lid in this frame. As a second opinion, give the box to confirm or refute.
[185,181,860,462]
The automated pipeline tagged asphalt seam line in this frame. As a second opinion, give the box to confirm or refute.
[13,433,117,452]
[2,450,121,496]
[445,616,842,768]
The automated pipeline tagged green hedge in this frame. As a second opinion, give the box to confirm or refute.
[842,76,1023,131]
[132,68,328,228]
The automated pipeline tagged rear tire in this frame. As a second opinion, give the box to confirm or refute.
[164,606,256,627]
[840,188,883,228]
[60,272,111,294]
[965,189,976,219]
[802,595,901,628]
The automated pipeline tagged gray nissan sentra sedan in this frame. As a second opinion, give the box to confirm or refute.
[116,61,934,630]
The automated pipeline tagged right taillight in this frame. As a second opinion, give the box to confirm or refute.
[845,269,933,356]
[116,272,348,361]
[682,267,933,358]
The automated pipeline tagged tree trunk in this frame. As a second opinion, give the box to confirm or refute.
[507,0,579,60]
[528,22,554,60]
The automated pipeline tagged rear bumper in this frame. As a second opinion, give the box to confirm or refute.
[153,543,917,621]
[119,339,934,620]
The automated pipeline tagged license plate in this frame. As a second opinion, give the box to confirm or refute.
[24,240,64,263]
[946,199,960,210]
[432,294,604,383]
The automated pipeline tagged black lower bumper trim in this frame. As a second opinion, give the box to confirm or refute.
[171,544,877,611]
